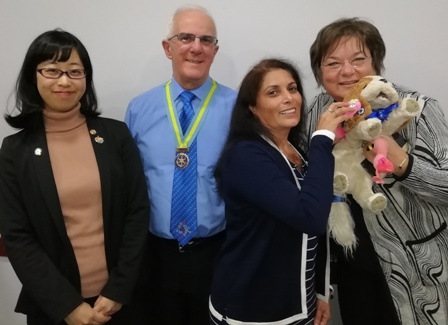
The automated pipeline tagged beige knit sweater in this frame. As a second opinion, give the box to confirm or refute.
[44,106,108,298]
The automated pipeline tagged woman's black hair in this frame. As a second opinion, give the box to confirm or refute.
[215,58,307,188]
[5,29,99,130]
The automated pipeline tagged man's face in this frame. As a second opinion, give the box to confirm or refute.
[162,9,219,90]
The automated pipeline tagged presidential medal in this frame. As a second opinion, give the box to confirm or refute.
[175,152,189,169]
[166,79,217,171]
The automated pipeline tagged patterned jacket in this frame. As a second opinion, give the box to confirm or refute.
[306,86,448,325]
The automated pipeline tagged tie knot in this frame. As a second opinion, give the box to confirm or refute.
[180,91,195,105]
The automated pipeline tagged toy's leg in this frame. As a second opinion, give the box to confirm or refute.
[346,118,382,143]
[367,193,387,212]
[334,171,349,193]
[350,165,387,213]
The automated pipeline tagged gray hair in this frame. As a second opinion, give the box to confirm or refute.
[165,5,217,39]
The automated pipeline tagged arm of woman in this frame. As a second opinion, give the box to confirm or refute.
[222,137,334,236]
[99,122,150,305]
[315,234,331,301]
[0,136,84,323]
[364,98,448,206]
[398,99,448,205]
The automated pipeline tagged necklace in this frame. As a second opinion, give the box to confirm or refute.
[287,144,308,181]
[282,143,303,171]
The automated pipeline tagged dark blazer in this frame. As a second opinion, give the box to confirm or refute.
[0,116,150,323]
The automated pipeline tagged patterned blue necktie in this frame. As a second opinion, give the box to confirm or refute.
[170,91,198,246]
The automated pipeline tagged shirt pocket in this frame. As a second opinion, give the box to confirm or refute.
[405,222,448,287]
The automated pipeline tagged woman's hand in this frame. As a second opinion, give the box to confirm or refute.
[93,295,123,317]
[316,101,357,136]
[363,135,409,176]
[314,298,331,325]
[64,302,111,325]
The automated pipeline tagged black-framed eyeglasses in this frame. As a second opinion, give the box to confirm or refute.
[37,68,87,79]
[168,32,218,47]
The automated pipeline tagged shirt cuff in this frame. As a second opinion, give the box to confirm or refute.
[311,130,335,141]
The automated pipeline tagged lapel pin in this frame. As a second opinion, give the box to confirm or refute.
[95,136,104,144]
[34,148,42,156]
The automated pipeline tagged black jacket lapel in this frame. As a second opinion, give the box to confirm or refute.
[31,129,68,239]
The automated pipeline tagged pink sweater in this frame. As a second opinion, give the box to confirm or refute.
[44,106,108,298]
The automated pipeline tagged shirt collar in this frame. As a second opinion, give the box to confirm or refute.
[170,76,213,102]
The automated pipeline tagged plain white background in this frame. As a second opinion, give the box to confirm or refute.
[0,1,447,324]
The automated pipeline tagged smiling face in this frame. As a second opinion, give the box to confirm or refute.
[36,50,86,113]
[321,36,377,101]
[162,9,219,90]
[252,69,302,140]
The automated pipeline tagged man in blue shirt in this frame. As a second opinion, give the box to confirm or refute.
[125,5,236,325]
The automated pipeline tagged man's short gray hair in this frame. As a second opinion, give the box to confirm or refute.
[166,5,217,39]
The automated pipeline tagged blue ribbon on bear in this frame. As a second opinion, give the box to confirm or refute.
[366,103,399,122]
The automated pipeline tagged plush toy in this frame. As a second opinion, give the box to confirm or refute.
[329,76,420,254]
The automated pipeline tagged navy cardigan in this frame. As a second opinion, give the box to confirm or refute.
[210,134,333,323]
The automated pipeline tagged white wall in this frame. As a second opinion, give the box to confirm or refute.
[1,0,447,137]
[0,1,447,324]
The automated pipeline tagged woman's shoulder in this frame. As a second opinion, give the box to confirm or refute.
[87,116,128,130]
[1,131,22,149]
[230,138,275,155]
[1,128,36,147]
[308,92,333,113]
[393,84,442,121]
[393,84,438,102]
[224,138,286,170]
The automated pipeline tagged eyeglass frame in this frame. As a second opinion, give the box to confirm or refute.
[168,32,218,47]
[321,56,371,71]
[36,68,87,79]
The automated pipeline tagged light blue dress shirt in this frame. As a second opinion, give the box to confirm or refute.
[125,77,237,239]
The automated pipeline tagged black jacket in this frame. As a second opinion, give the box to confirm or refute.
[0,116,149,323]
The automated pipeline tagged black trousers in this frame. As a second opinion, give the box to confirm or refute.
[332,197,400,325]
[26,296,131,325]
[135,232,224,325]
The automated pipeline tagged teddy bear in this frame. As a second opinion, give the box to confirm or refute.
[329,76,420,254]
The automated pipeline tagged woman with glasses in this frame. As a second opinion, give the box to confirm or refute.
[0,29,149,325]
[306,17,448,325]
